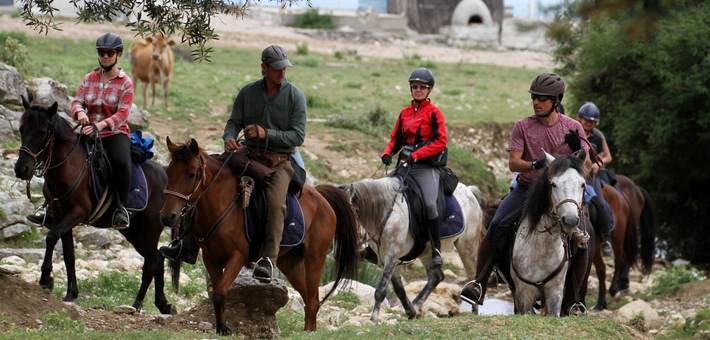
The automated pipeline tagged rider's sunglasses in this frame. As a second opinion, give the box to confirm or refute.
[97,50,117,57]
[411,84,430,91]
[531,94,554,102]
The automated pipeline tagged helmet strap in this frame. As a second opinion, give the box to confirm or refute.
[540,101,557,118]
[99,58,117,72]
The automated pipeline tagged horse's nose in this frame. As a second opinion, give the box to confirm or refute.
[14,164,30,180]
[160,213,178,228]
[561,215,579,228]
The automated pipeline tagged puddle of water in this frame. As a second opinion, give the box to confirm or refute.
[460,298,515,315]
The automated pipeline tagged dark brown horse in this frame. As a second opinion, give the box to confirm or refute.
[13,99,174,314]
[159,138,359,335]
[592,174,656,310]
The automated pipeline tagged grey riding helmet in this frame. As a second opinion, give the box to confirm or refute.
[578,102,600,122]
[529,72,565,102]
[409,68,435,88]
[96,33,123,53]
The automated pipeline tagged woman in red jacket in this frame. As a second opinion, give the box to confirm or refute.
[380,68,448,269]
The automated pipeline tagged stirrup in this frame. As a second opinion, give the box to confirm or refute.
[460,280,484,306]
[112,205,130,230]
[431,248,443,269]
[568,302,588,316]
[160,239,184,261]
[253,257,274,283]
[28,203,49,226]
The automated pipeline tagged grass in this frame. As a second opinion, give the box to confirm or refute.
[647,263,706,298]
[0,225,45,249]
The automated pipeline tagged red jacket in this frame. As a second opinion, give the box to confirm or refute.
[382,99,447,162]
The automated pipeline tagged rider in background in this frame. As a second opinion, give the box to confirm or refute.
[461,72,591,305]
[577,102,614,256]
[378,67,447,269]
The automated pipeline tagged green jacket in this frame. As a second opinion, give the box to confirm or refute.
[222,77,307,154]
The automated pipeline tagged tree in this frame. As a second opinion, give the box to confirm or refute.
[18,0,309,61]
[551,0,710,263]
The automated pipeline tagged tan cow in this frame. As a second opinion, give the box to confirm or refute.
[128,35,176,108]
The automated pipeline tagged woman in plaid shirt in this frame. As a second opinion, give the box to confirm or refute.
[72,32,134,229]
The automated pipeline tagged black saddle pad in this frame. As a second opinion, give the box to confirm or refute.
[244,187,306,261]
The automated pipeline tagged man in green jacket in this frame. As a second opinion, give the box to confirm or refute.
[223,45,307,282]
[160,46,306,280]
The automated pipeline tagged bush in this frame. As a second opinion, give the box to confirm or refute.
[0,37,29,68]
[296,42,309,55]
[292,9,336,29]
[44,309,85,332]
[326,105,391,137]
[651,263,706,296]
[334,49,344,60]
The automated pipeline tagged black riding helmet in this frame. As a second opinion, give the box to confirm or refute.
[578,102,600,122]
[409,68,434,103]
[96,33,123,53]
[529,72,565,118]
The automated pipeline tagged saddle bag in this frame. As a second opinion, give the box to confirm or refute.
[249,147,290,168]
[440,167,459,196]
[288,157,306,195]
[397,140,448,167]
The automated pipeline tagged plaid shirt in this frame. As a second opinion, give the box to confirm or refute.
[71,67,133,138]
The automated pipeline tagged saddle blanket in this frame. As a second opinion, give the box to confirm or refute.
[441,194,465,238]
[244,192,306,249]
[93,162,148,211]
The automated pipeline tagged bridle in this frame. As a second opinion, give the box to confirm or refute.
[19,126,54,177]
[163,153,209,218]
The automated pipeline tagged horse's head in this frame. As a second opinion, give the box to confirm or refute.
[525,149,588,235]
[14,97,59,180]
[160,136,205,228]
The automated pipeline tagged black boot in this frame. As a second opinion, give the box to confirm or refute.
[592,197,613,256]
[160,231,199,265]
[428,217,443,270]
[253,257,274,283]
[112,206,130,229]
[27,206,54,226]
[359,246,379,265]
[564,256,589,315]
[461,238,495,305]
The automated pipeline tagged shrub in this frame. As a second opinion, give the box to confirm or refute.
[651,263,706,296]
[334,49,344,60]
[0,37,29,68]
[326,105,391,137]
[292,9,336,29]
[296,42,309,55]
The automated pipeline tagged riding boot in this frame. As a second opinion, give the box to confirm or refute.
[564,255,589,315]
[253,257,274,283]
[461,238,495,305]
[428,217,443,270]
[592,198,613,256]
[359,246,379,265]
[27,204,54,226]
[112,205,130,230]
[159,230,199,265]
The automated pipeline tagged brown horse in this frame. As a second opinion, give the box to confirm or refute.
[592,174,656,310]
[13,99,174,314]
[159,138,359,335]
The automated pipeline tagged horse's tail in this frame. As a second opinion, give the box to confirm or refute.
[638,187,657,276]
[315,184,359,304]
[168,227,183,293]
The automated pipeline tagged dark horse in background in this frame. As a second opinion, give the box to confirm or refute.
[590,174,656,311]
[13,99,174,314]
[159,138,360,335]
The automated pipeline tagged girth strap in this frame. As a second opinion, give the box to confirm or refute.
[511,239,568,310]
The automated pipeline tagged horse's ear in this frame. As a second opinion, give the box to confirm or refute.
[21,96,30,110]
[46,102,58,117]
[166,136,177,152]
[188,138,200,156]
[573,149,587,162]
[543,149,555,164]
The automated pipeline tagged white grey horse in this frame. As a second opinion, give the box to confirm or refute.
[341,179,483,322]
[511,150,588,316]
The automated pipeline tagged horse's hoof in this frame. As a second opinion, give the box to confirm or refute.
[217,326,231,336]
[39,277,54,292]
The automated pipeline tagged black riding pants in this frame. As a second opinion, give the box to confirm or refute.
[102,134,131,205]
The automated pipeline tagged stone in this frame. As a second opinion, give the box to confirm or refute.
[616,300,659,323]
[107,260,129,271]
[0,264,24,274]
[154,314,172,324]
[0,248,50,263]
[29,78,72,114]
[1,223,30,239]
[75,228,115,248]
[0,63,28,105]
[0,116,14,142]
[128,104,150,129]
[424,311,438,319]
[0,255,26,266]
[289,298,303,311]
[2,201,35,216]
[113,305,137,314]
[198,321,212,330]
[352,305,370,315]
[0,104,23,122]
[319,279,376,305]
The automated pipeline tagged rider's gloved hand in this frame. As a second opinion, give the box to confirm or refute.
[565,129,582,152]
[381,154,392,166]
[531,158,547,170]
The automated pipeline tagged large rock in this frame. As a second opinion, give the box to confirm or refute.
[1,223,31,239]
[0,248,51,263]
[29,78,71,114]
[404,281,465,316]
[319,279,376,305]
[616,300,660,323]
[222,267,289,339]
[0,63,27,105]
[0,116,13,142]
[128,104,150,129]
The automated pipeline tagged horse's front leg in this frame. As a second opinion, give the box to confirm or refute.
[372,250,399,323]
[39,214,80,292]
[60,231,79,301]
[207,251,247,336]
[390,267,417,319]
[608,257,624,297]
[593,247,608,311]
[411,257,444,313]
[545,283,565,317]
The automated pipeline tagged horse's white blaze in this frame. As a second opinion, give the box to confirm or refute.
[550,168,586,233]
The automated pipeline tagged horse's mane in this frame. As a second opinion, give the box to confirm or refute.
[168,142,204,161]
[21,104,76,143]
[523,155,586,235]
[349,177,402,230]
